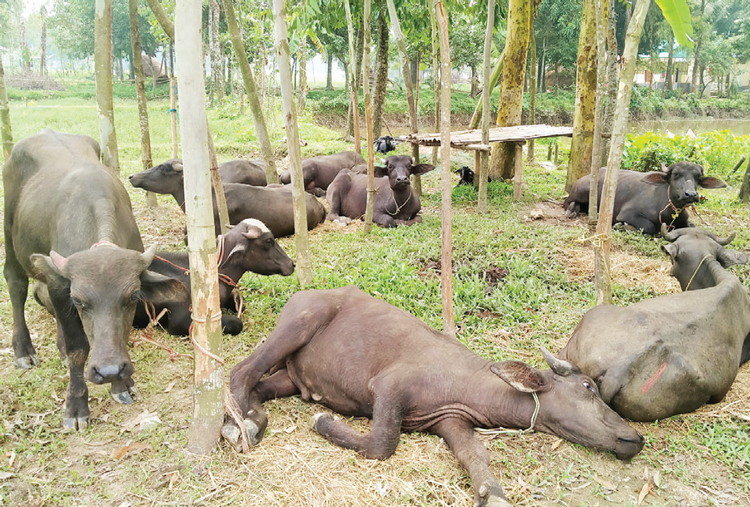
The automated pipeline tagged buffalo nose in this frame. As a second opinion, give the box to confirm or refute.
[684,189,698,199]
[128,174,133,180]
[91,363,128,384]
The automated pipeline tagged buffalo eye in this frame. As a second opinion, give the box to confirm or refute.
[71,296,87,310]
[265,238,274,248]
[583,380,597,393]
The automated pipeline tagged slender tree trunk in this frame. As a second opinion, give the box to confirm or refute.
[479,0,495,213]
[362,0,376,234]
[430,1,440,168]
[175,0,224,455]
[326,51,333,90]
[222,0,279,184]
[372,3,389,139]
[347,19,365,138]
[345,1,361,154]
[0,49,14,161]
[539,37,546,92]
[595,0,650,306]
[691,0,706,94]
[588,0,607,224]
[435,0,454,336]
[298,32,308,114]
[566,0,597,191]
[527,11,537,164]
[129,0,157,208]
[664,35,674,94]
[146,0,175,40]
[95,0,120,172]
[469,52,504,129]
[489,0,530,180]
[601,0,618,166]
[40,11,48,76]
[209,0,224,106]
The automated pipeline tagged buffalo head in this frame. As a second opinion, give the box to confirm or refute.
[491,348,644,460]
[643,161,726,208]
[222,219,295,277]
[374,155,435,192]
[129,159,185,197]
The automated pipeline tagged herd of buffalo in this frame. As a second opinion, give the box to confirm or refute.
[3,129,748,506]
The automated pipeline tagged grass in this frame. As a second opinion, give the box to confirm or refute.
[1,89,749,505]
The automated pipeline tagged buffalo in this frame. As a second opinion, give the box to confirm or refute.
[217,159,267,186]
[3,130,180,429]
[563,162,726,235]
[225,286,644,507]
[558,224,750,422]
[326,155,435,227]
[132,219,294,336]
[374,135,397,154]
[279,151,365,196]
[129,159,326,237]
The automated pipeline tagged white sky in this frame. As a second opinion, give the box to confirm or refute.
[22,0,53,17]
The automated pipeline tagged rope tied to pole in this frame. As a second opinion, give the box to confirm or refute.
[577,233,609,248]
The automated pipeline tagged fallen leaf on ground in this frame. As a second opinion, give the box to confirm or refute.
[164,380,177,393]
[121,410,162,433]
[638,483,651,505]
[593,475,617,491]
[111,442,152,460]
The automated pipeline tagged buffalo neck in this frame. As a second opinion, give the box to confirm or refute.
[171,185,186,211]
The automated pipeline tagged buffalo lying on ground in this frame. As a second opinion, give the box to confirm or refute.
[225,286,644,507]
[563,162,726,235]
[217,159,267,186]
[326,155,435,227]
[374,135,397,154]
[3,130,181,429]
[279,151,365,196]
[131,219,294,336]
[129,159,326,237]
[559,225,750,422]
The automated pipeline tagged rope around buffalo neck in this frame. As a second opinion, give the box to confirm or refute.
[474,391,540,436]
[684,254,711,291]
[386,191,412,216]
[658,185,683,231]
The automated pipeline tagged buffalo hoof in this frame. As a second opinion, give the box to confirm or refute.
[15,355,39,369]
[110,379,139,405]
[311,412,338,433]
[476,483,511,507]
[221,419,263,451]
[62,416,89,432]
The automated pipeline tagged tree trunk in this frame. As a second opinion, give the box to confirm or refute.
[326,51,333,90]
[488,0,530,180]
[146,0,175,40]
[222,0,279,184]
[372,4,389,139]
[362,0,376,234]
[527,12,537,164]
[175,0,224,456]
[566,0,598,192]
[209,0,224,106]
[587,0,607,224]
[664,35,674,94]
[469,52,504,129]
[479,0,495,213]
[95,0,120,172]
[434,0,455,336]
[129,0,157,208]
[430,1,440,168]
[0,49,14,161]
[298,32,308,114]
[594,0,650,306]
[539,37,546,92]
[347,19,365,139]
[273,0,313,288]
[738,158,750,202]
[345,2,361,154]
[386,0,421,194]
[601,0,618,166]
[691,0,705,94]
[40,12,48,76]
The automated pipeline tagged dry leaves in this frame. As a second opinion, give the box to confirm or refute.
[111,442,153,460]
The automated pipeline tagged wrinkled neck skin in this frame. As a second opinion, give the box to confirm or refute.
[170,185,186,211]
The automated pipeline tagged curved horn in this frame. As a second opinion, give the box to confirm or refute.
[661,162,669,173]
[141,245,157,268]
[713,232,736,246]
[541,347,576,377]
[660,223,678,242]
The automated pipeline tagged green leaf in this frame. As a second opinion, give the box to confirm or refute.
[655,0,694,48]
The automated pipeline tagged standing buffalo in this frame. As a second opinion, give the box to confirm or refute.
[563,162,726,234]
[280,151,365,196]
[129,160,326,237]
[225,286,644,507]
[559,225,750,421]
[132,219,294,336]
[326,155,435,227]
[3,130,179,430]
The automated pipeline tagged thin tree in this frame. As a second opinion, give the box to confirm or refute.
[273,0,314,288]
[587,0,607,224]
[601,0,618,167]
[429,1,440,168]
[209,0,224,106]
[222,0,279,184]
[175,0,225,455]
[94,0,120,171]
[478,0,495,213]
[129,0,157,208]
[469,52,503,129]
[385,0,420,193]
[362,0,376,234]
[145,0,175,40]
[298,6,308,115]
[527,8,537,164]
[344,0,361,154]
[0,49,13,161]
[40,6,48,76]
[435,0,454,336]
[372,1,389,139]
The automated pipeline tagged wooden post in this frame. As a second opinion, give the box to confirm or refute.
[273,0,313,288]
[435,0,455,336]
[206,127,230,234]
[738,157,750,202]
[587,0,607,223]
[170,76,178,158]
[478,0,495,212]
[513,142,524,201]
[344,1,361,154]
[175,0,224,455]
[362,0,375,234]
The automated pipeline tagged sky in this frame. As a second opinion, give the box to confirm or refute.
[22,0,53,17]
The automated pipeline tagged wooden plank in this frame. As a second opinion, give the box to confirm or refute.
[403,124,573,148]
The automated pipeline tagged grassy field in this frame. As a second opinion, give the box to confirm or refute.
[0,91,749,506]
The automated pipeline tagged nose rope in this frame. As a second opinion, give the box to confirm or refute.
[658,185,683,231]
[684,254,711,291]
[386,191,412,216]
[474,392,540,436]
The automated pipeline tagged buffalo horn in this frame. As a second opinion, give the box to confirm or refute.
[541,347,575,377]
[660,223,678,242]
[141,245,157,267]
[710,231,736,246]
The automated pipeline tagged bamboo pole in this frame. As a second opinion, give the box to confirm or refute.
[273,0,313,288]
[344,0,361,154]
[175,0,224,455]
[362,0,376,234]
[479,0,495,213]
[587,0,607,223]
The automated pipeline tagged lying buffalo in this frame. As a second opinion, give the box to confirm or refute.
[131,219,294,336]
[326,155,435,227]
[559,225,750,422]
[280,151,365,196]
[218,159,267,186]
[3,130,180,429]
[129,159,326,237]
[226,286,644,507]
[563,162,726,235]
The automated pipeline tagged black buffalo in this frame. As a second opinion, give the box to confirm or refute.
[563,162,726,235]
[279,151,365,196]
[217,159,267,186]
[4,130,179,430]
[374,135,397,154]
[326,155,435,227]
[129,159,326,237]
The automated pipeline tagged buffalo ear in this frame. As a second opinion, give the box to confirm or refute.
[374,165,389,178]
[661,243,678,259]
[717,248,749,267]
[490,361,551,393]
[699,176,727,189]
[139,270,190,305]
[29,252,67,283]
[411,163,436,176]
[643,172,668,185]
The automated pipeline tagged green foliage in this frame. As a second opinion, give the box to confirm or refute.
[655,0,694,47]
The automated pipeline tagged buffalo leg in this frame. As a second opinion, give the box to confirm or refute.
[431,418,511,507]
[4,256,37,369]
[616,211,658,235]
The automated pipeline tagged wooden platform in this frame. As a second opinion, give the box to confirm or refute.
[402,124,573,200]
